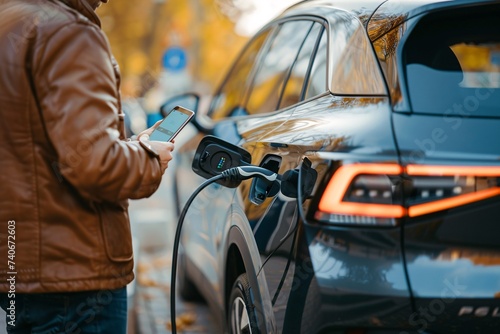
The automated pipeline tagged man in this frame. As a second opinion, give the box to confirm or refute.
[0,0,174,332]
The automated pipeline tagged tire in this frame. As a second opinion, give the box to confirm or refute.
[178,252,203,301]
[228,273,260,334]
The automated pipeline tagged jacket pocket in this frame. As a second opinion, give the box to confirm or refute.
[99,201,133,262]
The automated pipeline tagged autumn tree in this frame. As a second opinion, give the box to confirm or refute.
[98,0,248,98]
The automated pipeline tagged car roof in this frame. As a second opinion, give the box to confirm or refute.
[280,0,496,41]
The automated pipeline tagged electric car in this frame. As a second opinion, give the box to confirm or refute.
[165,0,500,333]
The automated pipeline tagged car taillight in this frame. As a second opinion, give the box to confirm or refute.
[406,165,500,217]
[315,164,500,226]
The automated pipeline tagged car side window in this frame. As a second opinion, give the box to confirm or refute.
[279,22,324,109]
[304,30,328,99]
[208,29,272,120]
[245,20,314,115]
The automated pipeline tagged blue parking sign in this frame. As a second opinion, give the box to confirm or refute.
[162,47,187,72]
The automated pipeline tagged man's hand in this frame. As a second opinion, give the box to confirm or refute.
[138,121,175,174]
[149,139,174,173]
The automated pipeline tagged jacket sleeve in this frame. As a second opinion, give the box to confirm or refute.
[33,22,163,202]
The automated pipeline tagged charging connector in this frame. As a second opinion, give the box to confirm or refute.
[222,166,278,182]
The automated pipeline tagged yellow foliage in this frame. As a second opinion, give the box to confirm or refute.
[98,0,248,96]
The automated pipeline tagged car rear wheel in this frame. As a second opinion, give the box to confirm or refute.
[228,273,260,334]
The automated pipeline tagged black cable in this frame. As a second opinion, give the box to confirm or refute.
[257,208,299,276]
[271,159,309,305]
[170,165,278,333]
[297,159,309,224]
[271,219,299,305]
[170,174,224,334]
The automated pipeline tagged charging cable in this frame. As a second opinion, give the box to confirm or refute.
[297,160,309,224]
[265,159,312,306]
[170,166,278,334]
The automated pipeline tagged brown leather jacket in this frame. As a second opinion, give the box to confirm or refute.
[0,0,163,293]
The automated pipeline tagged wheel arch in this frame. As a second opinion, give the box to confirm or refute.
[225,243,246,312]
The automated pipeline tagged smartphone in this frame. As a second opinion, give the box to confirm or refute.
[149,106,195,142]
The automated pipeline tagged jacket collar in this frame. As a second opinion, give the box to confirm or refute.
[60,0,101,27]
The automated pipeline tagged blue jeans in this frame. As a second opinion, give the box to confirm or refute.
[0,287,127,334]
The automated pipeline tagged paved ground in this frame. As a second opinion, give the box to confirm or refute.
[132,249,220,334]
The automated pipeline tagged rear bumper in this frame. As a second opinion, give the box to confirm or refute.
[403,198,500,333]
[292,226,415,333]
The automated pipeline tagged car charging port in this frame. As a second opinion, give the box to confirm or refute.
[192,135,252,188]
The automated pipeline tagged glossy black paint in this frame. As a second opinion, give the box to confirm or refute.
[392,114,500,164]
[170,1,500,333]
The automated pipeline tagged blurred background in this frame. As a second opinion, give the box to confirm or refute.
[97,0,300,131]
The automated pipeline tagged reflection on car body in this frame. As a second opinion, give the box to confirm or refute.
[169,1,500,333]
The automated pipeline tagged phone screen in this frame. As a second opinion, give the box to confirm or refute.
[149,108,193,142]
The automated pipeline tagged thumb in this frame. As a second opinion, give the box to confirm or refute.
[138,119,163,140]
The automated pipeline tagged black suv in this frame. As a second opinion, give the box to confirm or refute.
[165,0,500,333]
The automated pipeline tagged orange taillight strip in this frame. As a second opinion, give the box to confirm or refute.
[318,164,405,218]
[407,165,500,177]
[318,163,500,220]
[406,164,500,216]
[408,188,500,217]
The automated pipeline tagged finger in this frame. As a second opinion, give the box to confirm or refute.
[138,120,164,139]
[161,161,169,173]
[138,134,150,142]
[164,151,173,162]
[152,119,163,129]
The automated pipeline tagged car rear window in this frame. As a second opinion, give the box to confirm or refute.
[403,4,500,117]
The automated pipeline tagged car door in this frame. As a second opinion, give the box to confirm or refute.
[227,19,328,332]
